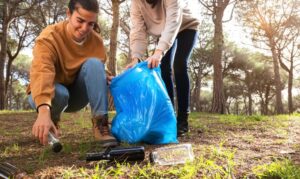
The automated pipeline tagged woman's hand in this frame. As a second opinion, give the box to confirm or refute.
[126,57,140,69]
[147,49,163,68]
[105,70,114,85]
[32,105,58,145]
[106,75,114,85]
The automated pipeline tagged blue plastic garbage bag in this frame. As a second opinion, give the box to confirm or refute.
[110,62,178,144]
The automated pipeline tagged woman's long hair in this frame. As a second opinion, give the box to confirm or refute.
[68,0,99,14]
[146,0,160,8]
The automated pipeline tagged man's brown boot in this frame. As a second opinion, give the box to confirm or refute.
[92,114,119,147]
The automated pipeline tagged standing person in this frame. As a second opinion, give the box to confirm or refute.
[27,0,118,147]
[127,0,200,136]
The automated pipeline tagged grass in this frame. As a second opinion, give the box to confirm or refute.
[252,159,300,179]
[55,143,236,178]
[219,114,268,125]
[1,143,21,157]
[0,111,299,178]
[62,143,73,154]
[240,135,255,143]
[294,143,300,151]
[0,110,34,114]
[74,112,92,129]
[197,145,236,178]
[38,148,52,165]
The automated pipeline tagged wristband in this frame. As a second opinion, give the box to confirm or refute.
[37,104,51,113]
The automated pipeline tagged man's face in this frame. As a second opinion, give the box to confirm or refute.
[67,7,97,42]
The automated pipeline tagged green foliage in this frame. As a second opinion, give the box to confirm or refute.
[292,112,300,117]
[116,52,130,72]
[6,54,32,110]
[62,143,73,154]
[78,140,93,159]
[61,167,78,178]
[252,159,300,179]
[38,148,52,165]
[57,143,236,178]
[98,16,111,45]
[0,110,33,114]
[74,111,92,129]
[2,111,300,178]
[1,143,21,157]
[220,114,267,124]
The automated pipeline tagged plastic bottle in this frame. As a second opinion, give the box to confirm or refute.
[48,132,62,153]
[149,144,194,165]
[86,146,145,162]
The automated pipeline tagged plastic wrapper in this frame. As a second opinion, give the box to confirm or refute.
[110,62,178,144]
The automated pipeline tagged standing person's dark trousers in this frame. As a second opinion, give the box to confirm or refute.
[160,29,198,136]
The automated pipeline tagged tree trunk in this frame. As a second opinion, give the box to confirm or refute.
[107,0,122,110]
[5,59,13,100]
[264,85,270,115]
[211,9,225,114]
[234,99,239,114]
[107,0,120,76]
[6,73,13,109]
[191,72,202,112]
[288,60,293,113]
[260,100,264,115]
[277,41,297,114]
[269,38,284,114]
[195,76,201,111]
[243,95,248,114]
[248,93,252,115]
[0,1,9,110]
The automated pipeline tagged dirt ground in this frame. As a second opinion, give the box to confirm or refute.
[0,111,300,178]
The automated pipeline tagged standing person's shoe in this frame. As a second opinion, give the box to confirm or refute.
[92,114,119,147]
[177,113,189,137]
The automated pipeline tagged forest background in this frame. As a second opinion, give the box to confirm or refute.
[0,0,300,115]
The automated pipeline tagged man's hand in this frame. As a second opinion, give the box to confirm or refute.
[125,57,139,69]
[147,49,163,69]
[32,105,58,145]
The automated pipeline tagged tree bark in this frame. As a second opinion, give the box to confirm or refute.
[0,1,9,110]
[107,0,121,76]
[191,72,202,112]
[0,0,38,110]
[248,93,252,115]
[288,60,293,113]
[234,99,239,114]
[5,59,13,99]
[264,85,271,115]
[269,38,284,114]
[107,0,124,110]
[211,5,225,114]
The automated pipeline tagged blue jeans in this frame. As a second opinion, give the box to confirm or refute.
[160,29,198,115]
[28,58,108,120]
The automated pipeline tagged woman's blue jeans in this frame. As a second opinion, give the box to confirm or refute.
[160,29,198,115]
[28,58,108,120]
